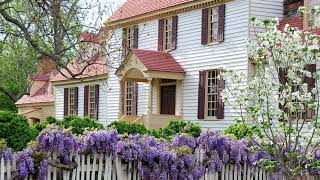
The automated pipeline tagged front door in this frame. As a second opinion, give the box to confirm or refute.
[160,85,176,115]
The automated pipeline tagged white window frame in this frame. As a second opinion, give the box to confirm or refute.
[88,85,96,119]
[208,7,219,43]
[163,17,173,50]
[205,69,220,119]
[123,26,135,55]
[304,0,320,29]
[125,81,134,116]
[68,87,75,116]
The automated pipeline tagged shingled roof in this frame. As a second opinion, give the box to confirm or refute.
[131,49,185,73]
[109,0,193,22]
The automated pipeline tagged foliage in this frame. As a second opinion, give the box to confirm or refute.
[109,120,202,140]
[0,36,37,110]
[108,121,148,135]
[220,8,320,178]
[46,116,57,124]
[62,116,104,135]
[224,120,261,139]
[0,111,37,151]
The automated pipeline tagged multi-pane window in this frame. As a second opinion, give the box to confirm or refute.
[88,85,96,119]
[206,70,220,117]
[125,81,133,115]
[163,17,173,50]
[208,7,219,43]
[306,0,320,29]
[68,88,76,115]
[123,26,135,55]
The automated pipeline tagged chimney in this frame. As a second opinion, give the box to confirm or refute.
[37,55,57,75]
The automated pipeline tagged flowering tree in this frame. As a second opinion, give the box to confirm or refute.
[221,8,320,178]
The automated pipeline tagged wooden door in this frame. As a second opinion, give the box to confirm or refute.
[160,85,176,115]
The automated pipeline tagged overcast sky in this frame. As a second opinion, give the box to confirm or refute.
[82,0,126,31]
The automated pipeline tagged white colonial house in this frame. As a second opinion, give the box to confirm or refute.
[102,0,284,129]
[20,0,320,129]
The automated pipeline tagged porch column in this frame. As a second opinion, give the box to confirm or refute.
[146,78,153,128]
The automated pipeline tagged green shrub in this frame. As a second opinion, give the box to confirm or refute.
[224,120,261,139]
[46,116,57,124]
[165,120,201,138]
[108,121,148,135]
[0,111,38,151]
[109,120,201,140]
[63,116,104,135]
[32,121,49,133]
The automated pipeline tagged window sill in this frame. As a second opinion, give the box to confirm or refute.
[201,116,223,121]
[205,41,220,46]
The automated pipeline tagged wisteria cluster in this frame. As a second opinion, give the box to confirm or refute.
[16,147,34,178]
[6,126,320,179]
[197,131,271,173]
[79,129,120,154]
[36,125,78,164]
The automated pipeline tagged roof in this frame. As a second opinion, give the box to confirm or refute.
[51,55,108,82]
[131,49,185,73]
[16,81,55,105]
[109,0,192,22]
[80,32,100,44]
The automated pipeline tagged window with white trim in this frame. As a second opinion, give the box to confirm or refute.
[208,7,219,43]
[123,26,135,55]
[206,70,220,117]
[306,0,320,29]
[125,81,133,115]
[68,87,76,115]
[163,17,173,50]
[88,85,96,119]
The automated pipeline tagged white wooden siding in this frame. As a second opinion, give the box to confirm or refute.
[54,80,108,126]
[106,0,285,130]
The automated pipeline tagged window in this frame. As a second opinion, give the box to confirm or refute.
[123,26,138,56]
[88,85,96,119]
[163,17,173,50]
[68,88,76,115]
[208,7,219,43]
[125,81,134,115]
[306,0,320,29]
[206,70,220,117]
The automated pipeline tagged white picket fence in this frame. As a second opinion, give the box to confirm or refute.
[0,153,318,180]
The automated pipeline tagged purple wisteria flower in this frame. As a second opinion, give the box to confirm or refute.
[79,129,120,154]
[1,148,13,163]
[171,134,197,151]
[38,160,48,180]
[36,125,77,164]
[16,147,34,178]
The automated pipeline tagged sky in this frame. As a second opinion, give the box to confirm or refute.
[82,0,126,30]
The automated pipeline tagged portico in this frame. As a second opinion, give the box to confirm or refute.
[116,49,185,128]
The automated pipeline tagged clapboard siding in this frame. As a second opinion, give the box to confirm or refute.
[106,0,286,130]
[54,80,108,126]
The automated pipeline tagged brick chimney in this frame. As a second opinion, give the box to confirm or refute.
[37,55,57,75]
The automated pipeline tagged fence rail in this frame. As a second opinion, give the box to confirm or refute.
[0,154,318,180]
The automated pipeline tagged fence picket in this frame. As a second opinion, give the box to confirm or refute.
[97,154,103,180]
[1,158,5,180]
[91,154,97,180]
[2,153,320,180]
[80,155,85,180]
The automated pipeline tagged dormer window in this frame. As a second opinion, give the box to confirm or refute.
[305,0,320,29]
[122,26,138,56]
[158,16,178,51]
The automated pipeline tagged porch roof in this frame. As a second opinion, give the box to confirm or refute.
[116,49,185,81]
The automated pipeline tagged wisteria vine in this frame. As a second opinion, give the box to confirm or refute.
[1,125,320,179]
